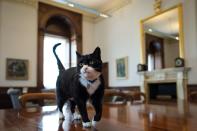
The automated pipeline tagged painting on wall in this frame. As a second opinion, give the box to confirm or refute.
[6,58,28,80]
[116,56,128,79]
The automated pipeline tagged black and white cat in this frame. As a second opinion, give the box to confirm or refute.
[53,43,104,128]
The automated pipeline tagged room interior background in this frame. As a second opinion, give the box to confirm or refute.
[0,0,196,89]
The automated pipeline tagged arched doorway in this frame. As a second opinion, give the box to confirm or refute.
[145,34,164,71]
[37,2,82,89]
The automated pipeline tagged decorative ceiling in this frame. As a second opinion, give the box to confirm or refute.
[40,0,132,20]
[69,0,113,9]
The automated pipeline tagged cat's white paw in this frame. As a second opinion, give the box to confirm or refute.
[62,115,72,131]
[92,120,98,127]
[82,122,92,128]
[73,112,81,120]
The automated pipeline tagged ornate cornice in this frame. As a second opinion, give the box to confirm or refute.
[1,0,133,23]
[94,0,132,23]
[98,0,132,14]
[39,0,132,23]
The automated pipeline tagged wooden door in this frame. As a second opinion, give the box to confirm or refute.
[145,33,164,70]
[102,62,109,88]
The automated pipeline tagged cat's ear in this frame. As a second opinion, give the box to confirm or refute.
[93,47,101,59]
[76,51,81,58]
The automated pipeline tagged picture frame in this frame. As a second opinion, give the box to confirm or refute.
[116,56,128,79]
[6,58,28,80]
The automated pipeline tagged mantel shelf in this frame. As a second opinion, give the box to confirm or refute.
[138,67,191,75]
[138,67,191,103]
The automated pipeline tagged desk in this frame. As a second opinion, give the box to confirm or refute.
[0,103,197,131]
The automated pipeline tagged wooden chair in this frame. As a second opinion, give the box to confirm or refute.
[104,89,146,105]
[7,88,22,109]
[104,89,130,105]
[121,90,146,104]
[104,89,129,98]
[19,93,56,108]
[190,91,197,102]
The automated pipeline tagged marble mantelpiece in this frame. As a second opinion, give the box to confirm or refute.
[138,67,191,103]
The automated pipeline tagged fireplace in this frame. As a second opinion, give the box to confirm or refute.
[138,67,190,103]
[149,83,177,102]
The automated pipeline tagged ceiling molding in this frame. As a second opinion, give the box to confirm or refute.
[41,0,132,23]
[98,0,132,14]
[94,0,132,23]
[39,0,97,18]
[40,0,132,23]
[1,0,132,23]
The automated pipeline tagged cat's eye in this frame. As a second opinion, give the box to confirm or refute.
[89,61,94,65]
[79,63,84,66]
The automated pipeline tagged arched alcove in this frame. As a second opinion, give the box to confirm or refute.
[37,2,82,89]
[145,34,164,71]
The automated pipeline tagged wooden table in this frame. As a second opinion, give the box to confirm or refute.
[0,102,197,131]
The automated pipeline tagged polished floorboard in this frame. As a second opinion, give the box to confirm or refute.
[0,101,197,131]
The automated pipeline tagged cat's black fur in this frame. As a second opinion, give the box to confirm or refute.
[53,43,104,127]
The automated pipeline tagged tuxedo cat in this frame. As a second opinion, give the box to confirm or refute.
[53,43,104,128]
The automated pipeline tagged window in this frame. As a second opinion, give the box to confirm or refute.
[148,54,154,71]
[38,3,82,89]
[43,34,76,89]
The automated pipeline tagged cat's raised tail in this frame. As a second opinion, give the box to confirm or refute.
[53,43,65,72]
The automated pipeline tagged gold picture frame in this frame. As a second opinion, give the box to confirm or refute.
[116,56,128,79]
[6,58,28,80]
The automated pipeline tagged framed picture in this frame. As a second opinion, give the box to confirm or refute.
[6,58,28,80]
[116,56,128,79]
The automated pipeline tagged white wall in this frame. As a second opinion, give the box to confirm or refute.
[82,17,94,54]
[94,0,197,86]
[0,0,37,87]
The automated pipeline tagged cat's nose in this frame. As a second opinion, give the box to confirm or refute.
[83,65,88,71]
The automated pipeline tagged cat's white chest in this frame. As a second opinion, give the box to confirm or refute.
[79,77,101,95]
